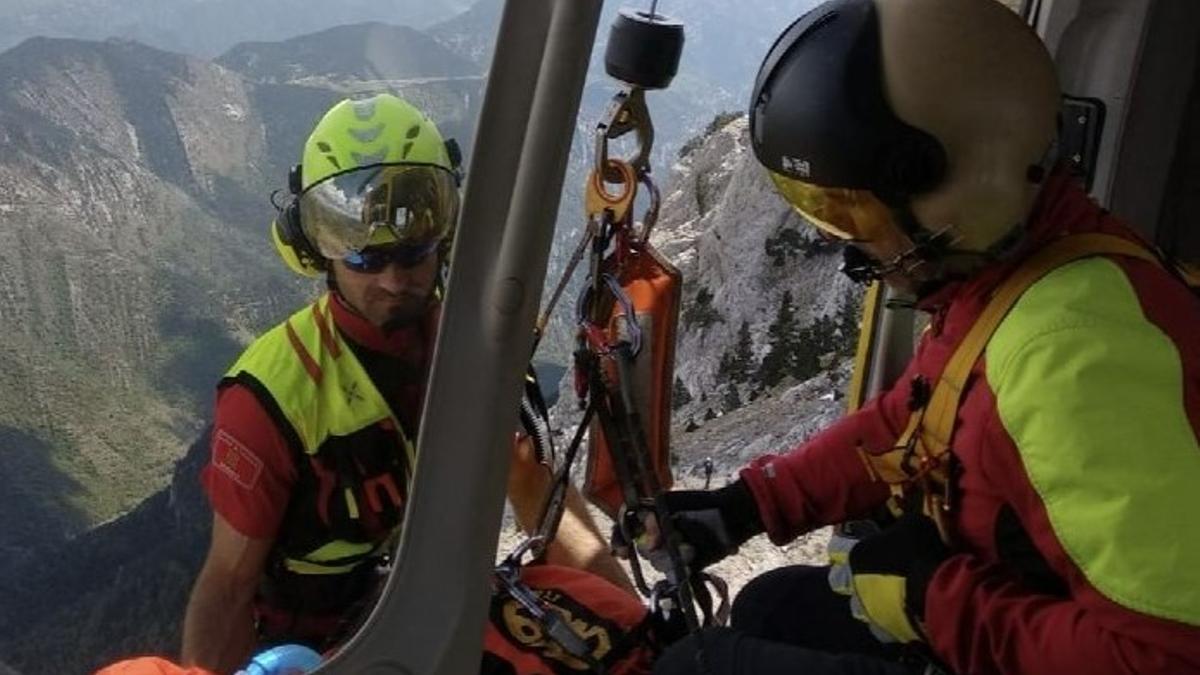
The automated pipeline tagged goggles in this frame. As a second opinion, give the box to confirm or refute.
[342,241,440,273]
[767,171,899,243]
[300,163,459,260]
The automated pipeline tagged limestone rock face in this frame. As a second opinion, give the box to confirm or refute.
[650,116,859,424]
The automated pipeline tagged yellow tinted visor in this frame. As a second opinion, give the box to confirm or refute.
[768,171,897,242]
[300,163,459,259]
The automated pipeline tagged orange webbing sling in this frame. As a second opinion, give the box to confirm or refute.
[858,234,1161,542]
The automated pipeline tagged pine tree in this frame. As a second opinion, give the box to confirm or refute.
[671,375,693,410]
[835,289,864,357]
[756,291,801,388]
[731,321,755,383]
[722,383,742,412]
[717,349,735,382]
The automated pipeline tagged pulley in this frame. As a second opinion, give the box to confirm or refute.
[604,7,685,90]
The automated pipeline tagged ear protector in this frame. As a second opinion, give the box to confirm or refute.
[271,163,326,277]
[271,139,465,278]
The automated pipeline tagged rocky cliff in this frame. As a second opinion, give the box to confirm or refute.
[0,36,305,565]
[651,115,860,424]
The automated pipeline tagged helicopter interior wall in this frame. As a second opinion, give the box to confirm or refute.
[1109,0,1200,250]
[1035,0,1200,260]
[1037,0,1153,208]
[1155,33,1200,266]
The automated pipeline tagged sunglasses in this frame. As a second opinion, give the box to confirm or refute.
[342,241,440,273]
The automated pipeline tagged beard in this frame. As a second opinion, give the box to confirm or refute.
[379,290,433,332]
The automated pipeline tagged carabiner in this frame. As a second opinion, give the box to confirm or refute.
[595,87,654,176]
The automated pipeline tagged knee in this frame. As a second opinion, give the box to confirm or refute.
[731,565,831,633]
[653,628,737,675]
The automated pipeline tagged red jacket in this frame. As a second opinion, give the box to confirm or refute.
[740,174,1200,674]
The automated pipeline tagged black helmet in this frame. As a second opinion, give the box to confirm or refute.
[750,0,1060,284]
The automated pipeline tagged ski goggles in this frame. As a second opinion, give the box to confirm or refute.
[300,163,459,260]
[767,171,898,243]
[342,241,441,273]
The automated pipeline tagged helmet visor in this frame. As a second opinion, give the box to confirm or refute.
[300,163,459,259]
[768,171,898,243]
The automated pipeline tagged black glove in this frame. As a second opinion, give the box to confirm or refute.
[846,512,950,643]
[647,480,765,572]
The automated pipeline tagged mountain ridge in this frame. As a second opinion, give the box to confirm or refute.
[0,0,472,57]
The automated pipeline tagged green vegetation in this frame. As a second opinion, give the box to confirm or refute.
[671,375,693,411]
[678,110,743,159]
[755,288,862,390]
[682,286,723,329]
[697,288,863,417]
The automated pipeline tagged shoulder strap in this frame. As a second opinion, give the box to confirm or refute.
[919,233,1160,455]
[865,234,1161,486]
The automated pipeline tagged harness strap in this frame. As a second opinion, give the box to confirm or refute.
[860,234,1162,539]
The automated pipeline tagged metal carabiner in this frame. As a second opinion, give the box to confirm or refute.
[634,169,661,244]
[594,87,655,177]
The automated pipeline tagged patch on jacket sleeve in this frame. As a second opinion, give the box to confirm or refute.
[213,429,264,490]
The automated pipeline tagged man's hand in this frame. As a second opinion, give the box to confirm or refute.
[635,480,764,573]
[506,434,555,524]
[844,512,950,644]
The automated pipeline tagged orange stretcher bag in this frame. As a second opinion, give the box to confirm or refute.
[582,243,682,518]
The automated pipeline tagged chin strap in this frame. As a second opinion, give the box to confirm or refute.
[839,226,960,285]
[840,197,1032,289]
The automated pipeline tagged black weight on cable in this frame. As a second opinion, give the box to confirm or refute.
[604,2,685,90]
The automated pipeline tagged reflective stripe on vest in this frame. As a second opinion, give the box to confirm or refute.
[225,292,415,573]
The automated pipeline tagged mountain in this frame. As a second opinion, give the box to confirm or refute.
[217,22,484,152]
[549,113,860,434]
[0,0,472,57]
[0,95,861,675]
[217,22,481,84]
[0,35,309,566]
[0,433,211,675]
[649,114,861,422]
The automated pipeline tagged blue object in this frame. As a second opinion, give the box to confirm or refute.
[235,644,323,675]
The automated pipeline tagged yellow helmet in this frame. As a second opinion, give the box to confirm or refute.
[750,0,1061,286]
[272,93,462,277]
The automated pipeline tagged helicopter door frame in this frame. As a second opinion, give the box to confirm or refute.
[316,0,604,672]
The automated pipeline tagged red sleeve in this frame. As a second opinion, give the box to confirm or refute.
[738,355,921,545]
[201,384,297,540]
[925,555,1200,675]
